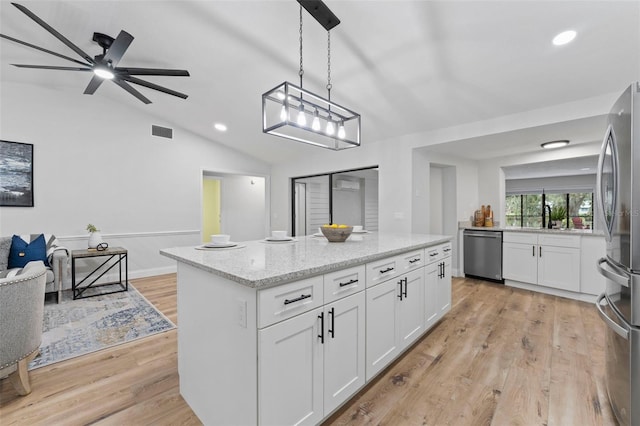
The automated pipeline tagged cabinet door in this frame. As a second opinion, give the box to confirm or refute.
[398,268,425,350]
[258,308,323,426]
[424,262,439,329]
[503,242,538,284]
[324,292,366,415]
[438,257,452,315]
[365,279,400,380]
[537,245,581,292]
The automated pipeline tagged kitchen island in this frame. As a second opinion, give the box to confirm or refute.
[161,232,452,425]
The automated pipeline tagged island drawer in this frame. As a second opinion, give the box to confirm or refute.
[429,242,453,261]
[258,276,324,328]
[397,249,425,273]
[324,265,366,304]
[366,255,403,288]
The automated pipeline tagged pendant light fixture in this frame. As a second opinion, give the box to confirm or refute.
[262,0,361,150]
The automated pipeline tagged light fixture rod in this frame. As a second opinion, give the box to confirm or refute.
[297,0,340,31]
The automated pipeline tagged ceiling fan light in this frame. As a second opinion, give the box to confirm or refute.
[541,139,570,149]
[94,67,114,80]
[552,30,577,46]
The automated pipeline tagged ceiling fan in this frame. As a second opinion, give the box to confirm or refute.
[0,2,190,104]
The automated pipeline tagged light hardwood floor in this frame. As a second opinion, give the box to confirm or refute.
[0,275,616,425]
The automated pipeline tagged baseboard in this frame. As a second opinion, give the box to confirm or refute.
[505,279,598,303]
[128,265,177,280]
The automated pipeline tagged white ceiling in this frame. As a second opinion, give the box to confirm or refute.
[1,1,639,165]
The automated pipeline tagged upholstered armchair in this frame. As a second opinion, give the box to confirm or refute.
[0,260,47,395]
[0,235,68,303]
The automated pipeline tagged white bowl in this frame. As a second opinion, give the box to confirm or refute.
[271,230,288,240]
[211,234,231,244]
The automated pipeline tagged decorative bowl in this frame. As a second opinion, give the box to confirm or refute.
[320,226,353,243]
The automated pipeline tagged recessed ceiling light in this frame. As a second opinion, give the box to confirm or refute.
[214,123,227,132]
[552,30,576,46]
[541,139,570,149]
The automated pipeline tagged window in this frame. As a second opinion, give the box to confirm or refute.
[505,192,593,229]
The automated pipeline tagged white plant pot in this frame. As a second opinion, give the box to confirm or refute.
[88,232,103,248]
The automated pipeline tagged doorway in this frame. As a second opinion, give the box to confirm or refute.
[202,172,268,242]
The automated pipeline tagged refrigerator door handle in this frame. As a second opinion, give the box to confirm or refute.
[596,293,629,339]
[597,257,630,287]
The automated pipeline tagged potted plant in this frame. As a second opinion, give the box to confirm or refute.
[86,224,103,248]
[550,206,567,229]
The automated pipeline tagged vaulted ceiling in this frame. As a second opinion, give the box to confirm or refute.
[1,1,639,164]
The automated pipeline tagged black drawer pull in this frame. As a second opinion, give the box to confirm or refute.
[429,253,438,257]
[409,258,420,264]
[443,248,451,252]
[339,278,358,287]
[379,267,395,274]
[284,294,311,305]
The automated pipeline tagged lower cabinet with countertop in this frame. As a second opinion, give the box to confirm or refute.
[161,233,452,425]
[501,229,605,301]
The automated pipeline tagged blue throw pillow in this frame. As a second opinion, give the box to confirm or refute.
[8,234,49,268]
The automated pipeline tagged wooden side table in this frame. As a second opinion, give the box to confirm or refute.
[71,247,128,300]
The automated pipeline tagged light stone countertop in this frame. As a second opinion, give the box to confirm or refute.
[160,232,452,289]
[461,225,604,237]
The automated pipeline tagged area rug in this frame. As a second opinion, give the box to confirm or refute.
[29,285,176,370]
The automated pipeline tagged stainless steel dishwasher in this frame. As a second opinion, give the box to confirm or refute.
[463,229,504,283]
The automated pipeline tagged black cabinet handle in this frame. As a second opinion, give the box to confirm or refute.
[284,294,311,305]
[429,253,438,257]
[380,267,395,274]
[339,278,358,287]
[443,248,451,252]
[318,312,324,344]
[532,245,535,256]
[403,277,408,298]
[409,258,420,264]
[539,246,542,257]
[397,279,403,300]
[329,307,335,338]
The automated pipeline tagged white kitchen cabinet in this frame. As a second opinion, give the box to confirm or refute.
[503,241,538,284]
[259,290,366,425]
[580,236,607,295]
[323,291,366,415]
[424,262,439,329]
[365,278,400,380]
[365,263,428,380]
[439,256,452,315]
[398,268,425,350]
[258,307,324,426]
[424,242,452,329]
[502,232,581,293]
[537,244,580,292]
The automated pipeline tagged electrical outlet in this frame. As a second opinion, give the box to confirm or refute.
[237,298,247,328]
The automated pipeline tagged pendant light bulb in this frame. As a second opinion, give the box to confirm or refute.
[326,118,335,136]
[280,104,288,122]
[312,109,321,131]
[297,104,307,126]
[337,121,345,139]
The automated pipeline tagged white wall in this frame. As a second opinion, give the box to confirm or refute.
[0,82,270,281]
[429,167,443,233]
[219,175,267,242]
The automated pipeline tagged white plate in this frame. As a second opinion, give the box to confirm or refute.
[204,242,237,248]
[264,237,296,243]
[351,230,370,234]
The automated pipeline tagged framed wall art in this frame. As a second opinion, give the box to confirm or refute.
[0,140,34,207]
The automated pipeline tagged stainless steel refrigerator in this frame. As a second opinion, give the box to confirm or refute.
[595,81,640,426]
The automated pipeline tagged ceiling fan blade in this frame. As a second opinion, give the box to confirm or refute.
[123,76,188,99]
[0,34,92,67]
[117,67,190,77]
[12,64,92,71]
[102,30,133,68]
[84,74,105,95]
[112,78,151,104]
[11,2,95,64]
